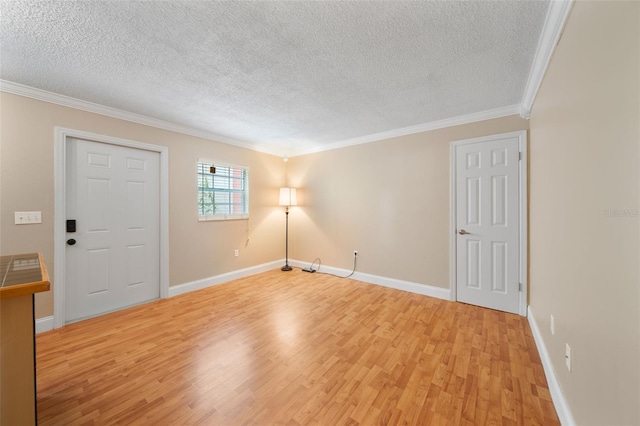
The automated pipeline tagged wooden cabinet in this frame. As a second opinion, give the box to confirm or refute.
[0,253,50,425]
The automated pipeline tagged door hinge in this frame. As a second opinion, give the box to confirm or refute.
[519,152,522,161]
[519,282,523,292]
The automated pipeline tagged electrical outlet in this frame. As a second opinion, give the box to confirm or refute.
[234,249,239,258]
[565,344,571,371]
[550,314,555,335]
[353,250,358,256]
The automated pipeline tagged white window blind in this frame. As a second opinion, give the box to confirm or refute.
[197,160,249,221]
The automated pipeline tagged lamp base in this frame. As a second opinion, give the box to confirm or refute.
[281,265,293,271]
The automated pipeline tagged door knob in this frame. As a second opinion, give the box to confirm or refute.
[458,229,471,235]
[67,239,76,246]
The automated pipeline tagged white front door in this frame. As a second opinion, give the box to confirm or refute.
[65,138,160,322]
[454,133,522,314]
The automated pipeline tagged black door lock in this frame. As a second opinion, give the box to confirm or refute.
[67,239,76,246]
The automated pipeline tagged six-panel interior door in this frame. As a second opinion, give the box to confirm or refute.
[65,138,160,322]
[455,136,520,314]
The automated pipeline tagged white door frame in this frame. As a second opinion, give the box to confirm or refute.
[449,130,528,316]
[53,127,170,328]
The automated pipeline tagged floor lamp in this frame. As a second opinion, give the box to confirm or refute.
[279,187,297,271]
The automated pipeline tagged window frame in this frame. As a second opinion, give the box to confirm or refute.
[197,159,249,221]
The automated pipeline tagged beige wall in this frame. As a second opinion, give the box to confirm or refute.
[1,93,527,320]
[529,1,639,424]
[0,93,285,319]
[286,115,528,288]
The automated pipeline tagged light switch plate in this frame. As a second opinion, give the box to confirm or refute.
[15,211,42,224]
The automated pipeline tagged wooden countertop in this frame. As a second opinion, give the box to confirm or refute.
[0,253,50,299]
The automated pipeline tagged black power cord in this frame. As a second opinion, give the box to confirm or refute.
[302,253,358,279]
[302,257,321,273]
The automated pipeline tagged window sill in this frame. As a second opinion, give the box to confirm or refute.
[198,214,249,222]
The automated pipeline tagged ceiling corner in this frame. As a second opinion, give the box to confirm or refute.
[521,0,575,116]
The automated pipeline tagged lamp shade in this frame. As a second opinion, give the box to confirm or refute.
[279,187,297,206]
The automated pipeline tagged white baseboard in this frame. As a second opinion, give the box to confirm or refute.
[39,259,447,332]
[35,315,54,334]
[527,306,575,425]
[44,259,448,326]
[168,259,283,297]
[289,259,451,300]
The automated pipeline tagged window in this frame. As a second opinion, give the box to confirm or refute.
[197,160,249,221]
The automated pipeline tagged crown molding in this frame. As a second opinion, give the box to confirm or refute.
[288,104,522,157]
[520,0,575,119]
[0,79,278,156]
[1,80,522,158]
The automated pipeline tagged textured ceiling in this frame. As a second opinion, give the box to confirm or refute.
[0,1,549,155]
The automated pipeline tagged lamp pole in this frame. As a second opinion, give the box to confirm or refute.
[281,206,292,271]
[279,187,296,271]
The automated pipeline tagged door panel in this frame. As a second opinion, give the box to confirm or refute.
[86,248,109,295]
[455,135,520,314]
[491,242,507,293]
[467,177,481,225]
[126,245,146,286]
[466,239,481,288]
[66,138,160,322]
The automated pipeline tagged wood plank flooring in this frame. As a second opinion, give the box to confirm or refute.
[36,270,559,425]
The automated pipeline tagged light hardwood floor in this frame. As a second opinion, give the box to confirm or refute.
[36,270,559,425]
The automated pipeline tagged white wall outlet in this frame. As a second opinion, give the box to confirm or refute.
[565,343,571,371]
[550,314,555,335]
[234,249,239,258]
[14,211,42,224]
